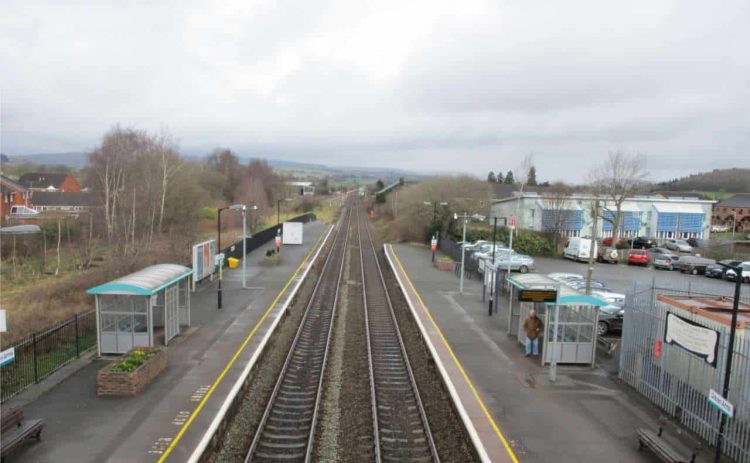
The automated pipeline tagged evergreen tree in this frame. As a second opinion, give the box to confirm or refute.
[504,170,515,184]
[528,166,538,186]
[496,171,504,183]
[487,171,496,183]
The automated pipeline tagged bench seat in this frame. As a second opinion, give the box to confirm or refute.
[637,428,694,463]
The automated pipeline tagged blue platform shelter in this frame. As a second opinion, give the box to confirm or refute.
[87,264,192,355]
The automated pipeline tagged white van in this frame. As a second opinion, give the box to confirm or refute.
[563,237,597,262]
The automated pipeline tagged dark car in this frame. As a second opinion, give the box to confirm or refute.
[679,256,716,275]
[705,260,742,279]
[628,236,657,249]
[597,305,624,336]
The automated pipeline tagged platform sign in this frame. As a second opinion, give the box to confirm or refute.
[192,240,216,287]
[518,289,557,303]
[282,221,303,245]
[709,389,734,418]
[510,216,516,229]
[431,237,437,252]
[0,347,15,368]
[664,312,719,366]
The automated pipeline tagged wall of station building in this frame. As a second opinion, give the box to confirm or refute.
[490,195,714,240]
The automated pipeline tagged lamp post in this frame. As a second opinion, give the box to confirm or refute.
[455,212,485,294]
[277,198,292,226]
[714,261,743,462]
[217,206,229,309]
[229,204,257,289]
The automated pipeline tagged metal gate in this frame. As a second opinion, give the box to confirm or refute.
[164,285,179,345]
[619,279,750,463]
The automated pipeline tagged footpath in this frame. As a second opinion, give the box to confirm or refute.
[389,243,670,463]
[5,221,328,463]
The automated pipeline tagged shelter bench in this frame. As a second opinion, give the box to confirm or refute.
[637,425,698,463]
[0,408,44,461]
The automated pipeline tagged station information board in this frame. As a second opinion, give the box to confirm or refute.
[518,289,558,303]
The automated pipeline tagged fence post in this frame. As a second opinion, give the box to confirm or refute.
[32,333,39,384]
[75,313,80,358]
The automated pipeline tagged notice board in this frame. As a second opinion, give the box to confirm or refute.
[283,222,303,245]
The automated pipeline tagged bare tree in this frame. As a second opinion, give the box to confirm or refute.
[591,152,648,244]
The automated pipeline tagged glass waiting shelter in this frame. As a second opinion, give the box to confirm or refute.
[505,273,607,365]
[87,264,192,355]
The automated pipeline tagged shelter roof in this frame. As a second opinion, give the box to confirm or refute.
[507,273,608,306]
[87,264,192,296]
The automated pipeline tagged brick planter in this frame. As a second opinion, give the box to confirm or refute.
[97,348,167,397]
[434,260,454,271]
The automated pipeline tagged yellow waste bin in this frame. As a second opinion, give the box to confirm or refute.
[227,257,240,269]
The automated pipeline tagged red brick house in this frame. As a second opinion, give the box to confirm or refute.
[18,172,81,192]
[0,174,30,219]
[714,194,750,232]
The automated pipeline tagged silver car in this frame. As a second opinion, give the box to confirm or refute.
[653,254,681,270]
[481,252,534,273]
[664,238,693,253]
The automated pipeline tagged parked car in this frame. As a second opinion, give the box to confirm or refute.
[462,240,489,251]
[664,238,693,253]
[647,247,675,262]
[597,247,619,264]
[653,254,681,271]
[602,237,613,246]
[548,272,584,281]
[705,260,742,279]
[628,249,649,266]
[628,236,657,249]
[591,289,626,306]
[480,252,534,274]
[597,305,624,336]
[679,256,716,275]
[725,262,750,283]
[563,237,598,262]
[471,243,509,262]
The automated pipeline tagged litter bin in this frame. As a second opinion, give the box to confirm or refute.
[227,257,240,269]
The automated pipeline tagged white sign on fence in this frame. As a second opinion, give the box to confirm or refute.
[0,309,6,332]
[282,221,303,245]
[664,312,719,366]
[192,240,216,291]
[0,347,15,367]
[709,389,734,418]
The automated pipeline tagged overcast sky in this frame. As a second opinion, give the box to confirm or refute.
[1,0,749,182]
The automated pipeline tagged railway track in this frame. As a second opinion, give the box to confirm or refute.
[245,206,352,462]
[358,207,439,463]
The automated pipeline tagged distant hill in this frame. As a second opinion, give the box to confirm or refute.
[656,168,750,194]
[5,152,421,183]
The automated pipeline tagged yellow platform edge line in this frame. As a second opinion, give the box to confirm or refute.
[157,227,329,462]
[391,248,520,463]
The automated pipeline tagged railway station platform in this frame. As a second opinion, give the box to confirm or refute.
[385,243,670,463]
[5,221,331,463]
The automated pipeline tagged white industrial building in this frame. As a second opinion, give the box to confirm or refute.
[490,192,715,240]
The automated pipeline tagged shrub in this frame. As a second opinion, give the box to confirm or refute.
[513,232,553,256]
[111,348,158,373]
[200,207,217,220]
[375,193,386,204]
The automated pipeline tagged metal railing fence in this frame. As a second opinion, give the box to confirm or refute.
[1,310,96,403]
[619,279,750,462]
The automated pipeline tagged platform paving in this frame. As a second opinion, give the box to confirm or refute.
[4,221,329,463]
[387,243,677,463]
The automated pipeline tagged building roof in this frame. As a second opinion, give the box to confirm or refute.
[87,264,193,296]
[18,172,74,189]
[657,294,750,329]
[716,194,750,208]
[0,174,27,193]
[30,192,98,207]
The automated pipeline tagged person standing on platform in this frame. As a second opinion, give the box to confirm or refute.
[523,309,544,357]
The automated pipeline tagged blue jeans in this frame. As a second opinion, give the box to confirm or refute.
[525,337,539,356]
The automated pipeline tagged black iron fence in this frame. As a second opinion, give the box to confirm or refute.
[222,213,317,259]
[1,310,96,403]
[438,236,479,276]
